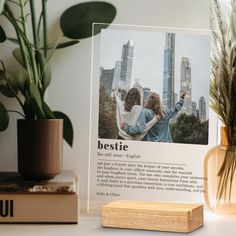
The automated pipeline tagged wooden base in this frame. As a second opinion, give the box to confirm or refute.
[102,200,203,233]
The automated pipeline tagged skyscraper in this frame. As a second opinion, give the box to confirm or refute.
[192,101,197,117]
[199,96,206,123]
[100,67,114,95]
[121,40,134,90]
[180,57,192,115]
[112,40,134,90]
[113,61,122,88]
[162,33,175,109]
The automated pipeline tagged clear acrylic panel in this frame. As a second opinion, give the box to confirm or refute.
[88,23,218,213]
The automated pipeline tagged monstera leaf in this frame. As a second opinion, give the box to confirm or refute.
[60,1,116,39]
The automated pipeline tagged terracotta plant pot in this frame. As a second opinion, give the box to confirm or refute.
[17,119,63,180]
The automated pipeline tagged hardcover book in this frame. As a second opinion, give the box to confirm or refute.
[0,171,78,223]
[88,24,217,212]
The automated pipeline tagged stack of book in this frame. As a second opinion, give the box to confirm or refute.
[0,171,78,223]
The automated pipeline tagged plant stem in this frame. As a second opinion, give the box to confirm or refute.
[37,12,43,42]
[19,0,39,85]
[3,5,33,83]
[29,0,39,48]
[19,0,28,37]
[11,1,39,85]
[42,0,48,57]
[28,48,39,85]
[5,3,39,87]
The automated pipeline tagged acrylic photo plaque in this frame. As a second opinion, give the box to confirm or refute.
[88,24,217,213]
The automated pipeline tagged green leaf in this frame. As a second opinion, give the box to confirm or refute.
[56,40,80,49]
[53,111,73,147]
[0,70,27,98]
[13,48,25,68]
[43,102,55,119]
[14,70,28,94]
[29,83,45,117]
[43,40,80,50]
[0,25,6,43]
[0,70,17,97]
[60,2,116,39]
[35,51,51,93]
[0,101,9,131]
[0,0,6,15]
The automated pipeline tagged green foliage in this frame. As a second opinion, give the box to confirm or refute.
[53,111,74,147]
[29,83,44,117]
[99,88,118,139]
[0,0,116,146]
[0,70,23,97]
[54,40,80,49]
[171,113,208,145]
[35,50,51,93]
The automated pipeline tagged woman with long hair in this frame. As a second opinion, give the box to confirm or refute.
[145,93,164,118]
[122,91,186,142]
[114,88,159,140]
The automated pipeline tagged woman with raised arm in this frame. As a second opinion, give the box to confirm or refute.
[122,92,186,142]
[114,88,159,140]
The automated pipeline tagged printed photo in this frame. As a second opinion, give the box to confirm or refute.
[98,28,210,145]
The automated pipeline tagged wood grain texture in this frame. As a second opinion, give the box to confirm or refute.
[102,200,203,233]
[0,194,78,223]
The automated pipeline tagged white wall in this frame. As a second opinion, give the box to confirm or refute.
[0,0,210,210]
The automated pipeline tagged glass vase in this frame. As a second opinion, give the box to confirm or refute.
[204,127,236,215]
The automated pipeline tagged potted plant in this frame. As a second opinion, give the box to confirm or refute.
[204,0,236,215]
[0,0,116,180]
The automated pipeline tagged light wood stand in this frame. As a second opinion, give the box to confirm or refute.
[102,200,203,233]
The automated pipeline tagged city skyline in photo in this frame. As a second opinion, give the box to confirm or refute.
[100,28,211,119]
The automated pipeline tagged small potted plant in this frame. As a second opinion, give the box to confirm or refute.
[0,0,116,180]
